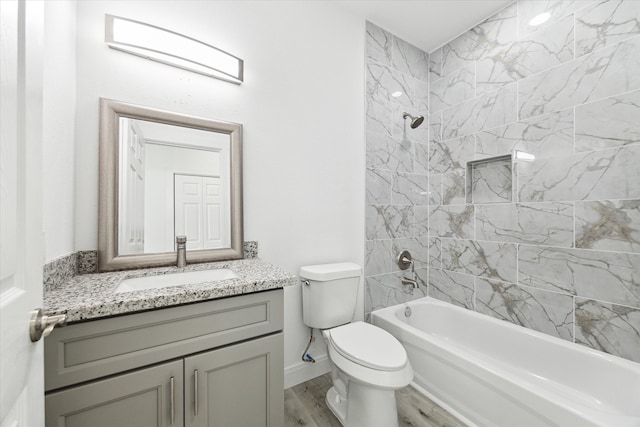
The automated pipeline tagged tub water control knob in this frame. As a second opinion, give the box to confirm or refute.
[397,250,413,270]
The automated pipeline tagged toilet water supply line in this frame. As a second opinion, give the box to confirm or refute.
[301,327,316,363]
[301,278,316,363]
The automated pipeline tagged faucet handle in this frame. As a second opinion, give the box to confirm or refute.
[176,235,187,244]
[397,250,413,270]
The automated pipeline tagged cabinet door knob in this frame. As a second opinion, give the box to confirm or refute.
[194,369,199,416]
[170,376,175,424]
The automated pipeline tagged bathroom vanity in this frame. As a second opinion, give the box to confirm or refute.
[41,97,292,426]
[43,259,294,427]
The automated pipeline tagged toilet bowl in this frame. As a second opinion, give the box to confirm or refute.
[323,322,413,427]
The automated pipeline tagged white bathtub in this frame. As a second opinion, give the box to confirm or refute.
[371,297,640,427]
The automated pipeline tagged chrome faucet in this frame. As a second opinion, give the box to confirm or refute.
[176,235,187,268]
[401,275,419,289]
[397,250,419,289]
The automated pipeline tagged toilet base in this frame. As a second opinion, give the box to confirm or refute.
[326,382,400,427]
[326,386,347,425]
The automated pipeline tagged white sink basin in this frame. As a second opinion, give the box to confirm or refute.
[115,269,238,294]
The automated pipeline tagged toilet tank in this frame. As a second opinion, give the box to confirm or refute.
[300,262,361,329]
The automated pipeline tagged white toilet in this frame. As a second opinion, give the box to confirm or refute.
[300,262,413,427]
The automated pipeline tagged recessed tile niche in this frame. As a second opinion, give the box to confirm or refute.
[466,155,512,204]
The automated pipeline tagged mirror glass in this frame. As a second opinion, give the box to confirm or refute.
[118,118,231,255]
[98,99,243,272]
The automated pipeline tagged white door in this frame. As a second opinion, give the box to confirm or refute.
[118,119,145,255]
[0,1,45,426]
[174,175,224,250]
[203,176,226,248]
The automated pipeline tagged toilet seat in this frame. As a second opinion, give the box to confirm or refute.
[325,321,413,390]
[328,322,407,371]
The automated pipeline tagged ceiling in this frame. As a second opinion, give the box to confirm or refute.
[334,0,513,53]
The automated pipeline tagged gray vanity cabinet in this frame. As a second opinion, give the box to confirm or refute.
[45,360,184,427]
[44,289,284,427]
[185,333,283,427]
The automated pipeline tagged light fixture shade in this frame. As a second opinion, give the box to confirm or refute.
[105,14,243,84]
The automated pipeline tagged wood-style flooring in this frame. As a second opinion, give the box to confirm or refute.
[284,373,467,427]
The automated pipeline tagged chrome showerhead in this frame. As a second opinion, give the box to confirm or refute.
[402,112,424,129]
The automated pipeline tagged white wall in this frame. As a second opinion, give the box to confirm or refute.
[144,144,219,253]
[42,0,76,261]
[73,1,365,386]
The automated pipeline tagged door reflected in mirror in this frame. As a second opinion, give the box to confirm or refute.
[98,99,243,272]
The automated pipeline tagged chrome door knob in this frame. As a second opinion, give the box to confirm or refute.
[29,308,66,342]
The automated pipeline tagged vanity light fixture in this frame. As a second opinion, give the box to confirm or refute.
[528,12,551,26]
[105,14,244,84]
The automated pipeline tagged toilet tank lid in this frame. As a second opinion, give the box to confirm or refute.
[299,262,361,281]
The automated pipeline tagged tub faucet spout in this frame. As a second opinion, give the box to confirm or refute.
[401,276,419,288]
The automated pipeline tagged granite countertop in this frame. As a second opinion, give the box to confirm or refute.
[44,259,296,323]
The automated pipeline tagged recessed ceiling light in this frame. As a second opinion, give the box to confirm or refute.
[391,91,403,98]
[529,12,550,26]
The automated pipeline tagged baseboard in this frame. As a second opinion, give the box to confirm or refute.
[284,354,331,389]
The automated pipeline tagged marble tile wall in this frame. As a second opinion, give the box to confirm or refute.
[426,0,640,363]
[365,0,640,363]
[365,22,430,318]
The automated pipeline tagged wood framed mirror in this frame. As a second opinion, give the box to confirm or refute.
[98,98,243,272]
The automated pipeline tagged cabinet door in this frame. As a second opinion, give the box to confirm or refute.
[185,333,284,427]
[45,360,184,427]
